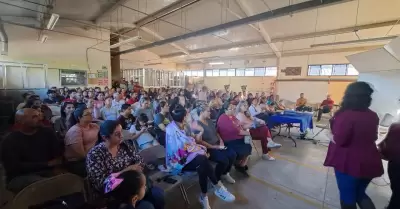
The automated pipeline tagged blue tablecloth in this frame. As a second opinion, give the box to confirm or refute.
[268,111,314,132]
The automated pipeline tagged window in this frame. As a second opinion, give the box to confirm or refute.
[184,71,191,76]
[236,68,245,76]
[196,70,204,77]
[308,64,359,76]
[265,67,277,76]
[219,69,227,76]
[254,67,265,76]
[347,64,359,75]
[227,69,236,76]
[206,70,213,76]
[332,64,347,75]
[245,68,254,76]
[212,69,219,76]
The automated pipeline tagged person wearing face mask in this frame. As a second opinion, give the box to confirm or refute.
[86,120,165,209]
[64,107,99,176]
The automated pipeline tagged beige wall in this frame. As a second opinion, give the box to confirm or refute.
[204,76,275,93]
[0,25,111,87]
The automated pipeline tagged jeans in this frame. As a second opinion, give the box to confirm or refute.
[208,148,237,181]
[183,155,218,193]
[388,161,400,209]
[335,169,375,208]
[317,106,331,121]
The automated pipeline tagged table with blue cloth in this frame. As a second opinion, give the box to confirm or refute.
[267,110,314,147]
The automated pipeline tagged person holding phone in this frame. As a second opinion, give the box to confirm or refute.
[129,113,160,151]
[192,104,237,184]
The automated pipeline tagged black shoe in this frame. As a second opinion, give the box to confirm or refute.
[235,165,249,176]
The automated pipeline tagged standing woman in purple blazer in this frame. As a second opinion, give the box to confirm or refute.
[324,81,383,209]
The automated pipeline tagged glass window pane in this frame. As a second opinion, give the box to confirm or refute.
[332,64,347,75]
[192,71,198,76]
[254,67,265,76]
[321,65,332,76]
[347,64,359,75]
[212,69,219,76]
[206,70,213,76]
[197,70,203,77]
[219,69,227,76]
[308,65,321,75]
[236,68,245,76]
[265,67,277,76]
[245,68,254,76]
[227,69,235,76]
[184,71,191,76]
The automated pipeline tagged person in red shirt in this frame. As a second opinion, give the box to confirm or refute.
[317,94,334,121]
[63,90,77,103]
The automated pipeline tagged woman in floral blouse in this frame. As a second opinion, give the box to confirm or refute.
[86,120,165,209]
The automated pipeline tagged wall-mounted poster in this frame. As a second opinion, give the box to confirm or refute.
[281,67,302,76]
[97,70,109,86]
[60,69,87,86]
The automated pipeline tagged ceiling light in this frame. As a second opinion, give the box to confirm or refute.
[40,35,48,43]
[229,47,239,51]
[209,62,224,65]
[310,36,397,48]
[212,29,229,36]
[46,13,59,30]
[110,36,142,49]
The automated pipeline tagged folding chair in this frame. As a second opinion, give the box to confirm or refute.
[10,173,86,209]
[311,123,330,145]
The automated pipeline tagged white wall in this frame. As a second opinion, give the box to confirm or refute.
[0,24,111,87]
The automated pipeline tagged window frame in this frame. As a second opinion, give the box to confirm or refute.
[307,64,359,76]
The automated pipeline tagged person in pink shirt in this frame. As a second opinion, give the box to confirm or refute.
[64,107,100,176]
[217,101,252,176]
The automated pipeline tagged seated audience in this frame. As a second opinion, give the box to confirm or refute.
[129,113,160,150]
[126,92,139,105]
[249,98,270,123]
[217,101,252,175]
[154,101,170,146]
[275,99,286,110]
[266,92,275,105]
[64,107,99,176]
[54,101,75,138]
[246,93,254,106]
[86,98,100,119]
[16,92,34,110]
[192,104,237,184]
[118,104,135,130]
[101,97,119,120]
[64,89,77,103]
[94,92,105,109]
[235,100,281,160]
[134,97,155,122]
[75,92,86,108]
[24,95,53,121]
[178,89,187,107]
[166,104,235,208]
[1,108,63,193]
[30,105,52,128]
[295,93,311,112]
[104,170,154,209]
[316,94,334,121]
[86,120,165,209]
[43,90,60,105]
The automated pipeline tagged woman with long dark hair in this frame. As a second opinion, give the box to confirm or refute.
[324,81,383,209]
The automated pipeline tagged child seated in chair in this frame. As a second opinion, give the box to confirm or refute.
[129,113,160,150]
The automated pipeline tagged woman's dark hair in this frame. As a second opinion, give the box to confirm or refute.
[23,96,41,108]
[121,104,131,112]
[337,81,373,114]
[106,170,145,209]
[135,113,149,131]
[99,120,120,142]
[69,107,87,127]
[156,101,168,114]
[170,103,187,123]
[61,102,75,118]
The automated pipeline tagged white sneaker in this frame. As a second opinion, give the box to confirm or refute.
[262,154,276,161]
[267,141,282,148]
[199,195,211,209]
[221,173,236,184]
[214,185,235,202]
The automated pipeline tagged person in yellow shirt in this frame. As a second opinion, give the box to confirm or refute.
[296,93,311,111]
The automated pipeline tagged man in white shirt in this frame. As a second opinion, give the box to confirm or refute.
[111,92,125,111]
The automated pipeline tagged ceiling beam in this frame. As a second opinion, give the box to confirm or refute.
[93,0,131,24]
[117,0,353,55]
[271,19,400,43]
[134,0,202,28]
[235,0,281,57]
[140,26,190,55]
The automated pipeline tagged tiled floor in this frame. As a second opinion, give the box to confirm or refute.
[166,122,392,209]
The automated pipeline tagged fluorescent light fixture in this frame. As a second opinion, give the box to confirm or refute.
[229,47,239,51]
[209,62,224,65]
[40,35,48,43]
[110,36,141,49]
[310,36,397,48]
[46,13,59,30]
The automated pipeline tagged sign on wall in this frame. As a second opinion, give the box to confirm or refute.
[281,67,302,76]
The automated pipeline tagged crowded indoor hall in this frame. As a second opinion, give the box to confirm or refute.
[0,0,400,209]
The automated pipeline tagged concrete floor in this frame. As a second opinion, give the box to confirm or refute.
[166,122,392,209]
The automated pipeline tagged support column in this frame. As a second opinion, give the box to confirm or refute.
[110,34,121,82]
